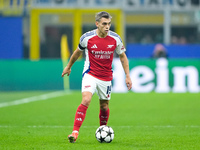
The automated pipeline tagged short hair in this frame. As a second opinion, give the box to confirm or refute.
[95,11,112,22]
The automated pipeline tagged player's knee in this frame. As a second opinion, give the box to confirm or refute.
[100,101,109,111]
[82,93,92,107]
[82,100,90,107]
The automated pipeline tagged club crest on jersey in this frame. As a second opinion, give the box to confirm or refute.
[107,45,114,48]
[91,44,98,48]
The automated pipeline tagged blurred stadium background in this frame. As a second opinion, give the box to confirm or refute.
[0,0,200,93]
[1,2,200,149]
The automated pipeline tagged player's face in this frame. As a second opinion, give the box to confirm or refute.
[96,17,111,37]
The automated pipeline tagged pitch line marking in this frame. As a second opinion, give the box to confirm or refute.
[0,125,199,128]
[0,91,71,108]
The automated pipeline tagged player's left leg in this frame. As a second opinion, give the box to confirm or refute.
[99,100,110,126]
[96,79,112,126]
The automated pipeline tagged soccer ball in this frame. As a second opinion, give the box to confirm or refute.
[95,125,114,143]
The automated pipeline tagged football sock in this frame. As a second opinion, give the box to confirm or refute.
[99,108,110,126]
[73,104,88,132]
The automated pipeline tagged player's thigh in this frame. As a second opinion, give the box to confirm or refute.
[96,80,112,100]
[82,73,96,95]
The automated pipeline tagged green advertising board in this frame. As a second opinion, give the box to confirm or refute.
[0,59,199,93]
[112,58,200,93]
[0,60,64,91]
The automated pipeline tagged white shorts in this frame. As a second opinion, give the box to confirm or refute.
[82,73,112,100]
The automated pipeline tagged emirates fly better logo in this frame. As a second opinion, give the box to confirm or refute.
[91,50,114,59]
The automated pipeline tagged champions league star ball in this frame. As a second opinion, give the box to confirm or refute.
[95,125,114,143]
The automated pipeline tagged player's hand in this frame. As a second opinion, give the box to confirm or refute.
[126,75,132,90]
[61,66,71,77]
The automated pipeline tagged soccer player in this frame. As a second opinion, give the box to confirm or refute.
[61,11,132,143]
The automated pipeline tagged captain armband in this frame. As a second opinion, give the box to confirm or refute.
[78,43,85,51]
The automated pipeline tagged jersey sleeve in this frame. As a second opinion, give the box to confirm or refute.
[115,37,126,55]
[78,34,87,51]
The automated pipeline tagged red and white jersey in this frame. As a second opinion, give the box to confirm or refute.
[78,29,126,81]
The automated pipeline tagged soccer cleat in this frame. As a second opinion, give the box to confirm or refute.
[68,131,79,143]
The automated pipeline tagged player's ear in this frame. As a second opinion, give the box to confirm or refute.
[95,21,99,28]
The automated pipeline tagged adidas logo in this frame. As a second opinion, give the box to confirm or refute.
[91,44,97,48]
[76,118,82,121]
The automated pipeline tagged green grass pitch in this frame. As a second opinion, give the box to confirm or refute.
[0,91,200,150]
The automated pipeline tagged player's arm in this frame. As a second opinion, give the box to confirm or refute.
[119,52,132,90]
[61,48,83,77]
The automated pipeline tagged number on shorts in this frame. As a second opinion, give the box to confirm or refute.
[106,85,111,95]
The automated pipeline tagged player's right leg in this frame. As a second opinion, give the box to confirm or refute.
[68,73,96,143]
[68,93,93,143]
